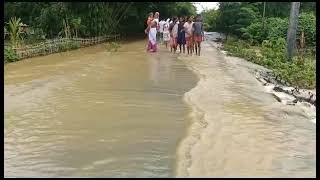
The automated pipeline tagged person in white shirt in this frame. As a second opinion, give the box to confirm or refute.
[159,20,165,43]
[163,19,171,48]
[148,12,159,52]
[183,16,194,55]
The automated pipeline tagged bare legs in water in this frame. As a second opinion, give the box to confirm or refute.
[179,44,185,53]
[194,41,201,56]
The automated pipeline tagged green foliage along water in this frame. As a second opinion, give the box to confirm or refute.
[4,46,20,63]
[202,2,316,89]
[4,2,197,39]
[4,2,197,63]
[224,37,316,89]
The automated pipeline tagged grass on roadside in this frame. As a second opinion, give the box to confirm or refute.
[223,37,316,89]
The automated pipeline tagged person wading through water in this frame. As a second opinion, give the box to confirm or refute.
[177,16,186,53]
[148,12,159,52]
[163,18,171,49]
[169,17,179,53]
[145,12,154,51]
[184,16,194,55]
[192,14,204,56]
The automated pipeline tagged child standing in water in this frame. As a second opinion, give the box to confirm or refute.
[163,19,171,49]
[184,16,194,55]
[177,16,186,53]
[193,15,204,56]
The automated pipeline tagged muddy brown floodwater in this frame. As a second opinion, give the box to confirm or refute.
[4,40,197,177]
[4,38,316,178]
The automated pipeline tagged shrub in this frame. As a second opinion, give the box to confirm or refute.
[240,21,266,44]
[241,13,315,48]
[4,46,20,63]
[24,27,46,45]
[223,38,316,89]
[298,12,316,47]
[265,17,289,40]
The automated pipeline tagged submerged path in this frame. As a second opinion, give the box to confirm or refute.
[176,35,316,177]
[4,36,316,178]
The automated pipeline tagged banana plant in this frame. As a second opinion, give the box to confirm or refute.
[7,17,23,48]
[71,17,81,38]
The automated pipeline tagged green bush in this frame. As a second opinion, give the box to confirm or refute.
[4,46,20,63]
[298,12,316,47]
[223,38,316,89]
[24,27,46,45]
[56,40,80,52]
[240,17,288,44]
[265,17,289,40]
[240,21,265,44]
[240,13,315,48]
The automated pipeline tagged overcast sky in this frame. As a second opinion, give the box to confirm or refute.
[193,2,219,13]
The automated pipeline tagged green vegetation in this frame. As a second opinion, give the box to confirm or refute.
[202,2,316,89]
[4,46,20,63]
[4,2,196,39]
[224,37,315,89]
[4,2,197,62]
[105,42,121,52]
[57,40,81,52]
[7,17,23,48]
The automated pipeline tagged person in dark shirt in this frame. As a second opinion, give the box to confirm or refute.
[192,15,204,56]
[169,17,178,53]
[177,16,186,53]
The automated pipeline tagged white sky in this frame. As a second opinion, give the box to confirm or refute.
[193,2,219,13]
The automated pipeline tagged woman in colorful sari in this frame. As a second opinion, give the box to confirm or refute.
[148,12,159,52]
[145,12,154,51]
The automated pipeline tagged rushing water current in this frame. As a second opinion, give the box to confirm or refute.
[4,36,316,178]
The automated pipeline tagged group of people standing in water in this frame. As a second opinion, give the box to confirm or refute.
[145,12,204,56]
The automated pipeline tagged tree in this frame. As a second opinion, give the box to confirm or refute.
[202,9,220,31]
[215,2,241,39]
[4,2,198,38]
[215,2,260,38]
[286,2,300,59]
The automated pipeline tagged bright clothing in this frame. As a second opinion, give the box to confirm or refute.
[193,35,202,42]
[186,36,193,46]
[183,21,194,38]
[163,23,170,42]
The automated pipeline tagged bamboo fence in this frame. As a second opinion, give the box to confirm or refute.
[13,34,120,59]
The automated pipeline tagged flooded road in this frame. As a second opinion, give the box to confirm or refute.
[4,37,316,178]
[176,36,316,178]
[4,41,197,177]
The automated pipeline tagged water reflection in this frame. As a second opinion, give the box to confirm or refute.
[148,55,172,86]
